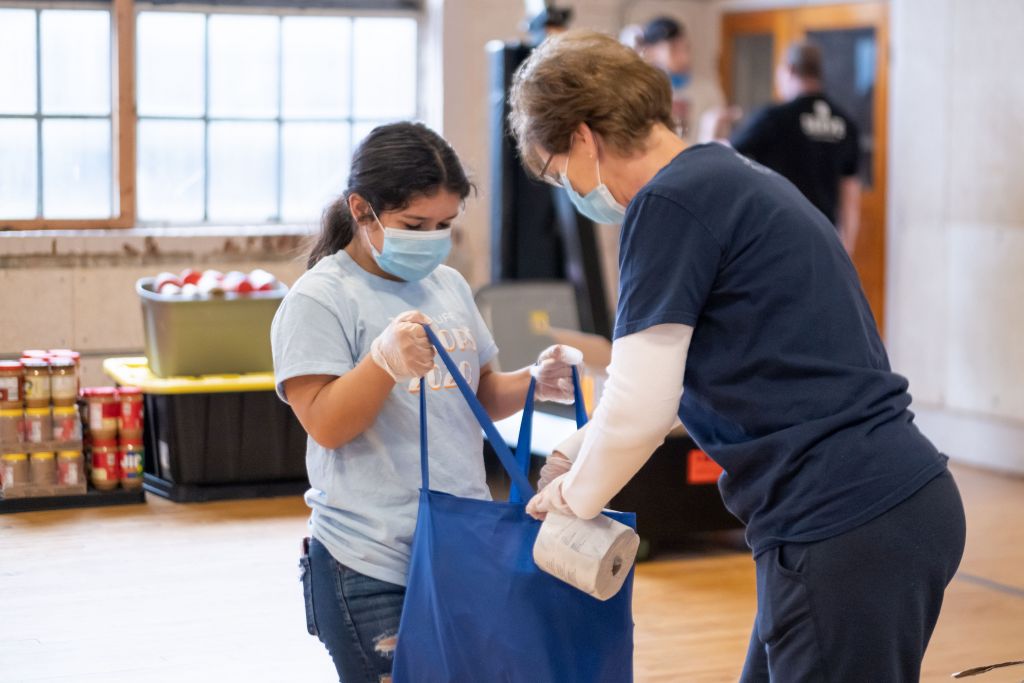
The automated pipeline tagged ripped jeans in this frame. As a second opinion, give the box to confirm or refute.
[302,536,405,683]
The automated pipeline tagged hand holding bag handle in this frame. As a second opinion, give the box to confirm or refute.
[509,370,588,504]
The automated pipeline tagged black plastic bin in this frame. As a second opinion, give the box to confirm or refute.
[105,358,308,502]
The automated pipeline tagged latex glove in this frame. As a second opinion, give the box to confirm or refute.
[370,311,435,381]
[530,345,584,403]
[526,473,575,521]
[537,451,572,491]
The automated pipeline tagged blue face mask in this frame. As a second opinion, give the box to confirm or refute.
[559,148,628,225]
[367,209,452,282]
[669,71,691,90]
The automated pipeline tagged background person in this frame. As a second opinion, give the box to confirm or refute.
[731,41,863,254]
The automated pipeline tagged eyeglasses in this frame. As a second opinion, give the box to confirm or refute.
[537,150,563,188]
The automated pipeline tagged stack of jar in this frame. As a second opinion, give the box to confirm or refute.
[81,386,144,492]
[0,349,85,497]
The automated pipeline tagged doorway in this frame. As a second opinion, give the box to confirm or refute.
[721,3,889,333]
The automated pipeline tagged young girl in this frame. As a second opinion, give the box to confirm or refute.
[271,122,580,683]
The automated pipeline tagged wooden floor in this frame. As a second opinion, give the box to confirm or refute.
[2,463,1022,682]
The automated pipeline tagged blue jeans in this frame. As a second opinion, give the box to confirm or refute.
[300,536,406,683]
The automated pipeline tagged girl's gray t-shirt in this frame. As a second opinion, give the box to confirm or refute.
[271,250,498,586]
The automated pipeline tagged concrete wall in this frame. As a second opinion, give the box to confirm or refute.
[0,228,308,386]
[886,0,1024,473]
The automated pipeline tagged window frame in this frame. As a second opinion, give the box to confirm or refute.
[0,0,422,231]
[0,0,134,230]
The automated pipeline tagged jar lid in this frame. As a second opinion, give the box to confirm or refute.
[29,451,55,458]
[21,358,50,369]
[21,350,50,359]
[0,360,23,370]
[50,358,75,369]
[1,452,28,460]
[26,407,52,416]
[117,386,143,396]
[0,408,23,417]
[58,450,82,457]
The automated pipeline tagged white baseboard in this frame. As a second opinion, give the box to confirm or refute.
[913,404,1024,475]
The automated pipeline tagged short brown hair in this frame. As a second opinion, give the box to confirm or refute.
[786,41,823,80]
[508,30,673,176]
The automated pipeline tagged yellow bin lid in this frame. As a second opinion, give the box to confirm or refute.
[102,357,276,394]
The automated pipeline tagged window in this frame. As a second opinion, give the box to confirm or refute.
[0,8,114,220]
[136,11,418,225]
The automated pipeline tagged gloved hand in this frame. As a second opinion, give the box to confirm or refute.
[526,473,575,521]
[538,451,572,490]
[530,345,584,403]
[370,311,435,381]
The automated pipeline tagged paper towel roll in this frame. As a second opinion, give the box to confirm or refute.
[533,512,640,601]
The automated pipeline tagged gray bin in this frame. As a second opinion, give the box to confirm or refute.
[136,277,288,378]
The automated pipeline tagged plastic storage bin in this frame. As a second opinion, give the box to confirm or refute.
[103,357,307,502]
[136,277,288,378]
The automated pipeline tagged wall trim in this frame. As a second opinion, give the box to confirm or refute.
[914,404,1024,476]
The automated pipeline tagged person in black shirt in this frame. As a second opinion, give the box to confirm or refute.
[731,42,862,254]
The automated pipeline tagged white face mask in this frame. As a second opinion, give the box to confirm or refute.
[559,143,627,225]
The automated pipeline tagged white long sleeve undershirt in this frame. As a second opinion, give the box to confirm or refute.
[555,323,692,519]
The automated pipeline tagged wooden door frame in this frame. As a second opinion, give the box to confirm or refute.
[719,2,889,333]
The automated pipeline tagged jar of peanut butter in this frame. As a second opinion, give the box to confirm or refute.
[90,438,120,491]
[22,359,51,409]
[0,409,24,445]
[84,387,119,441]
[50,358,78,407]
[24,407,53,445]
[0,361,24,410]
[57,450,85,487]
[30,451,57,486]
[1,453,29,490]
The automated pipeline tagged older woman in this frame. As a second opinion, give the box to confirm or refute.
[510,30,964,682]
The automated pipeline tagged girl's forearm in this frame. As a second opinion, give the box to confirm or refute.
[477,367,532,421]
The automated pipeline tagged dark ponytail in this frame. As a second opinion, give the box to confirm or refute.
[307,122,475,269]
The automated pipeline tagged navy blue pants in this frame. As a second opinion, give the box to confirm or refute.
[300,536,405,683]
[740,468,966,682]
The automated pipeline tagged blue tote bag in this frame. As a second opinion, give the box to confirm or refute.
[391,326,635,683]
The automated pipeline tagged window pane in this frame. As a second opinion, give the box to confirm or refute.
[42,119,112,218]
[282,17,350,119]
[0,119,38,218]
[138,12,205,117]
[208,15,279,119]
[41,10,110,116]
[0,10,37,115]
[208,121,277,222]
[352,18,416,119]
[138,120,204,222]
[352,120,388,151]
[281,122,349,222]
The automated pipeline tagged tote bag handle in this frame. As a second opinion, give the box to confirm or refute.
[508,370,588,503]
[420,325,535,498]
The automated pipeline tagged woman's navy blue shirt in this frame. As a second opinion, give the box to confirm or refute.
[615,143,946,556]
